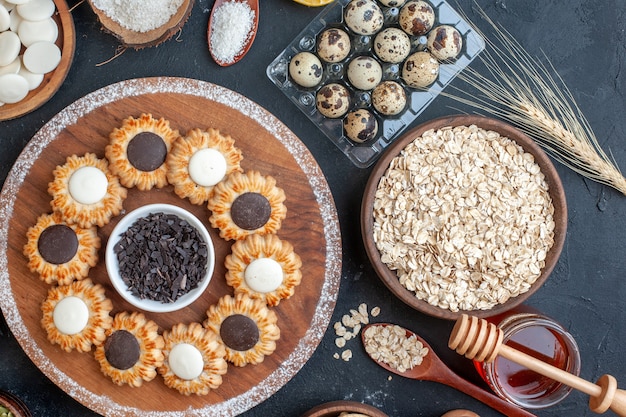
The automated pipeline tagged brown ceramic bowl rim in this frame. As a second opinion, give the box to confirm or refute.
[361,114,568,321]
[301,400,388,417]
[0,390,32,417]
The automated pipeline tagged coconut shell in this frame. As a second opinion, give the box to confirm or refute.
[88,0,195,49]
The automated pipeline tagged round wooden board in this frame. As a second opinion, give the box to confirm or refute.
[0,0,76,121]
[0,77,342,416]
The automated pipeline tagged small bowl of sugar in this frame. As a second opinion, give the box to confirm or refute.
[105,203,215,313]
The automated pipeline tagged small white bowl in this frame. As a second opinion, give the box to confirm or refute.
[105,203,215,313]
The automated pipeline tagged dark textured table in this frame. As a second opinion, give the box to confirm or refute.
[1,1,625,416]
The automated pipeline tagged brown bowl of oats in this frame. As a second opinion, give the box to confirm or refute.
[302,400,388,417]
[361,115,567,320]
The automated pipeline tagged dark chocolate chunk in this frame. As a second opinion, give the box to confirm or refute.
[104,330,140,370]
[38,224,79,264]
[126,132,167,172]
[230,192,271,230]
[113,212,209,303]
[220,314,259,351]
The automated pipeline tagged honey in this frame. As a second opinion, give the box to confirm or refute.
[474,307,581,409]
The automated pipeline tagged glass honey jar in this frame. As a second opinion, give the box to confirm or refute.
[473,306,581,409]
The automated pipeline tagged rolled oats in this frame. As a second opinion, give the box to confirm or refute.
[362,324,429,373]
[372,125,555,312]
[332,303,382,361]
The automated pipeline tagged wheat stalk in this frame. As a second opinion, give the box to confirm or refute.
[443,3,626,195]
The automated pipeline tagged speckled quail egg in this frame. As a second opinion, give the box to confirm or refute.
[344,0,384,36]
[372,81,407,116]
[399,0,436,36]
[378,0,407,6]
[346,56,382,91]
[374,27,411,64]
[402,51,439,88]
[289,51,323,88]
[344,109,378,143]
[427,25,463,61]
[316,83,351,118]
[317,28,351,63]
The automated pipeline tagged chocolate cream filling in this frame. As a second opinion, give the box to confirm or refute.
[104,330,141,370]
[230,192,271,230]
[220,314,260,351]
[38,224,79,264]
[126,132,167,172]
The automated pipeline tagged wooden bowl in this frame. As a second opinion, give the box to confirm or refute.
[302,400,388,417]
[88,0,194,49]
[361,115,567,321]
[0,390,32,417]
[0,0,75,121]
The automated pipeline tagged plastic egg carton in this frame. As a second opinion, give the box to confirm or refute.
[266,0,485,168]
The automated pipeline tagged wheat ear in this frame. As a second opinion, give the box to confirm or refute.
[443,3,626,195]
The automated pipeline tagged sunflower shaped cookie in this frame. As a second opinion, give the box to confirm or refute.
[94,311,164,387]
[48,153,127,228]
[226,234,302,307]
[105,113,180,190]
[167,128,243,205]
[41,278,113,352]
[207,170,287,241]
[24,211,100,285]
[158,322,228,395]
[204,294,280,367]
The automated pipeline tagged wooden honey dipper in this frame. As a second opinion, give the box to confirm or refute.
[449,314,626,416]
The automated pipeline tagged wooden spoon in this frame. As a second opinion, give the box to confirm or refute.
[207,0,259,66]
[450,314,626,416]
[361,323,537,417]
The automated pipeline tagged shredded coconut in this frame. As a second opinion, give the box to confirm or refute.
[210,1,255,64]
[91,0,185,33]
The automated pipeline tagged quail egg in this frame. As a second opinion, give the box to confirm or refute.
[317,28,351,63]
[399,0,435,36]
[344,0,384,36]
[374,27,411,64]
[427,25,463,61]
[378,0,407,6]
[402,51,439,88]
[289,51,323,88]
[343,109,378,143]
[372,81,407,116]
[346,56,382,91]
[316,83,351,118]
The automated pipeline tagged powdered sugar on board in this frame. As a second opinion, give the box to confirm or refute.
[0,77,342,417]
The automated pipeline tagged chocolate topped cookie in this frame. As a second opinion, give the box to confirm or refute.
[204,294,280,367]
[208,170,287,241]
[94,311,164,387]
[24,212,100,285]
[105,113,180,190]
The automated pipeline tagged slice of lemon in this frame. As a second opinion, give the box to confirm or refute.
[292,0,335,6]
